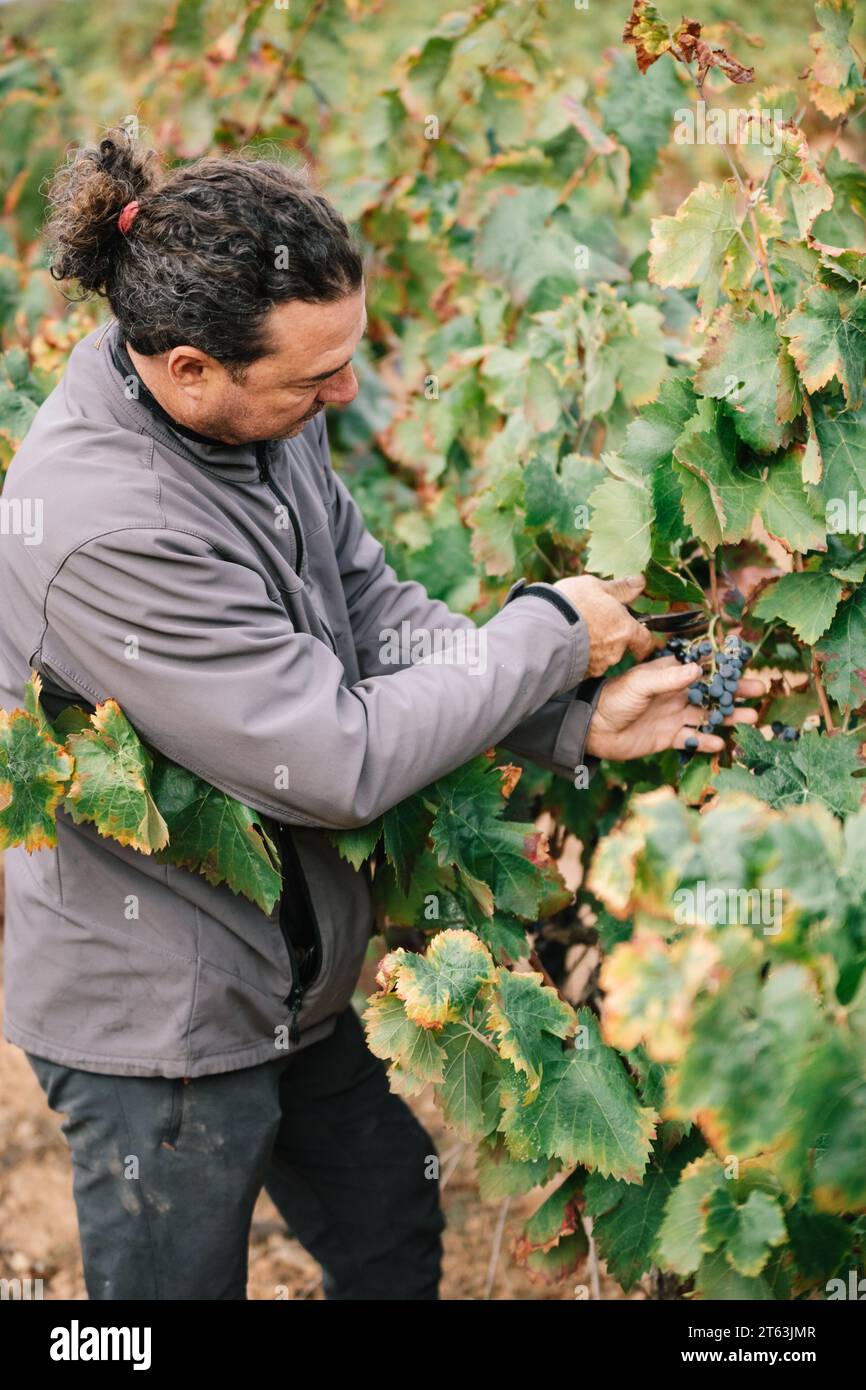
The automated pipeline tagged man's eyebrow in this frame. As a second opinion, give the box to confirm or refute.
[293,312,368,386]
[295,357,353,387]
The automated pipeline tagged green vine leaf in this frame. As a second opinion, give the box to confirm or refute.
[816,586,866,707]
[717,726,865,817]
[150,756,282,915]
[751,570,844,642]
[694,310,792,454]
[499,1008,657,1182]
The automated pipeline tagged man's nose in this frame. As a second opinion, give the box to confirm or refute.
[317,364,358,406]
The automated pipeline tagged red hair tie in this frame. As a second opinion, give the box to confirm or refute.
[117,200,141,235]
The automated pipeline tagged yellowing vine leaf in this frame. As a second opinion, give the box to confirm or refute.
[772,125,835,240]
[782,282,866,409]
[0,706,73,851]
[808,0,864,117]
[64,700,169,853]
[622,1,677,73]
[649,181,743,316]
[486,968,576,1094]
[389,929,496,1028]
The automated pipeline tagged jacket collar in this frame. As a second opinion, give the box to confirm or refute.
[89,319,279,483]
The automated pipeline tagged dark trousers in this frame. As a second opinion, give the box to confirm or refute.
[26,1007,445,1300]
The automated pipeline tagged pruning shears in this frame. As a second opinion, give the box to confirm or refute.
[626,606,709,638]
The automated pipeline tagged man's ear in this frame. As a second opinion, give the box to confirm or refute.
[166,346,210,392]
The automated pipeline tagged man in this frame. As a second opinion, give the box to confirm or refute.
[0,130,759,1300]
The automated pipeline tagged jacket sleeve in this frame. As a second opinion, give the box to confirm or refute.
[39,525,590,831]
[495,678,606,780]
[318,417,603,778]
[319,417,601,779]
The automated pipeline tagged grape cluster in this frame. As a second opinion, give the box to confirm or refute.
[771,720,800,742]
[664,632,753,754]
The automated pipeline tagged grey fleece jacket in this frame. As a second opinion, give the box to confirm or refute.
[0,319,599,1078]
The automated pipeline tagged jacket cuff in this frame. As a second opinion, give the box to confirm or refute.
[500,577,589,689]
[551,675,607,782]
[502,576,581,626]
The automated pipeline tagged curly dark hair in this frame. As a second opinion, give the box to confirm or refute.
[44,125,365,378]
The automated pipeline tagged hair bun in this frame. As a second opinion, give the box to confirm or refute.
[44,125,162,296]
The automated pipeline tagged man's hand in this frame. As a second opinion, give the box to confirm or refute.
[553,574,655,677]
[585,654,766,761]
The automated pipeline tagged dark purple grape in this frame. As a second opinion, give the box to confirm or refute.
[687,687,704,705]
[684,735,698,751]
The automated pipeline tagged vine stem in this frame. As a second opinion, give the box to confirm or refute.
[556,146,600,209]
[745,622,778,664]
[679,557,704,594]
[812,651,836,734]
[708,552,721,616]
[439,1141,467,1192]
[529,948,569,1002]
[791,554,835,731]
[585,1215,602,1301]
[532,540,564,580]
[463,1020,502,1057]
[483,1197,510,1300]
[818,98,866,173]
[746,204,780,318]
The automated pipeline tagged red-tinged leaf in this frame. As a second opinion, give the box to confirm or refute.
[676,29,755,85]
[495,763,523,800]
[523,828,552,868]
[622,1,675,73]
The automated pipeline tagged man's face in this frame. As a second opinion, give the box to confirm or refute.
[161,288,366,445]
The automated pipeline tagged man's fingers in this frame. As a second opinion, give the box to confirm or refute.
[673,727,724,754]
[657,669,765,703]
[723,707,758,726]
[630,659,702,694]
[604,574,646,603]
[626,621,657,662]
[736,677,767,698]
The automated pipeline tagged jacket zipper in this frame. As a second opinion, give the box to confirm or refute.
[257,447,304,576]
[258,444,322,1041]
[257,444,337,652]
[276,823,323,1043]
